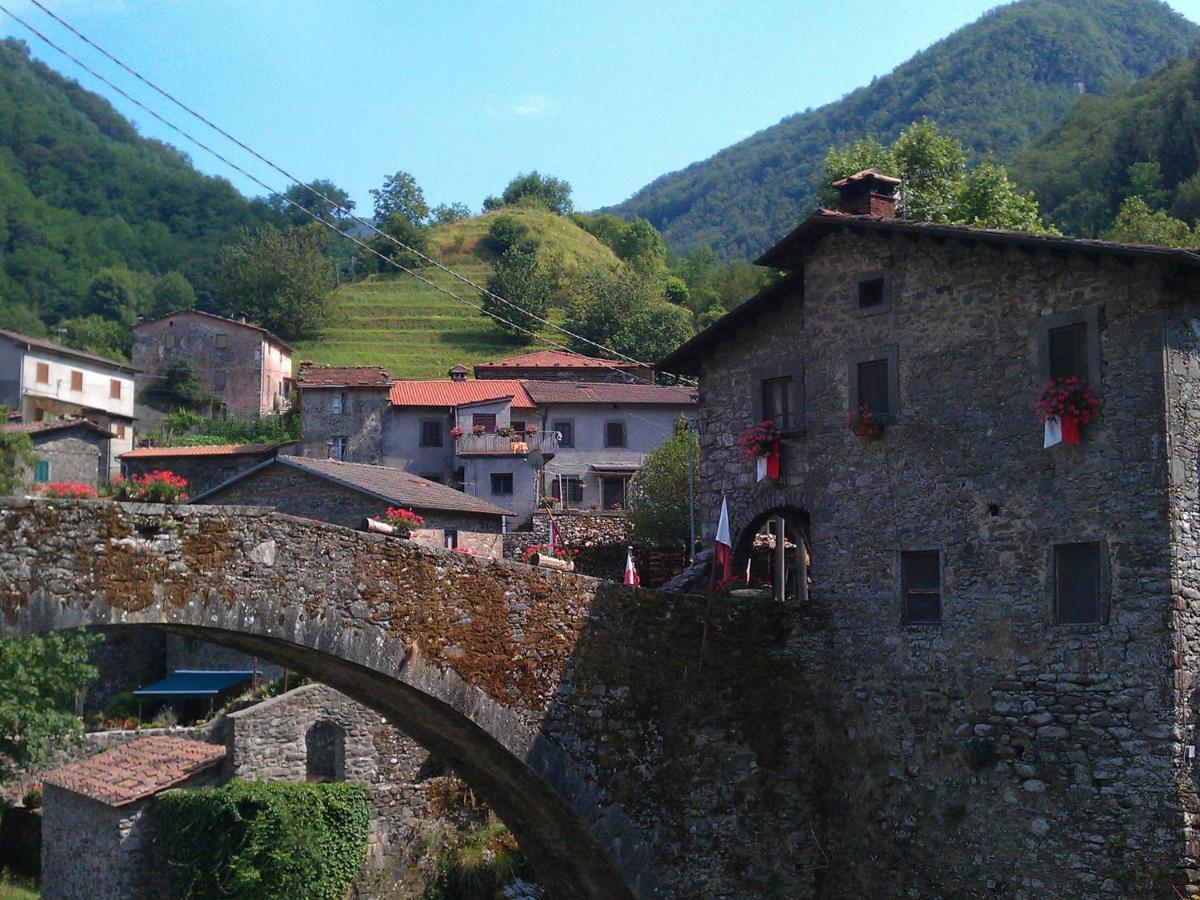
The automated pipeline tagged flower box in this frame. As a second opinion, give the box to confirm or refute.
[847,406,882,439]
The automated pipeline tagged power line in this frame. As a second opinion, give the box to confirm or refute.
[23,0,670,376]
[0,2,692,387]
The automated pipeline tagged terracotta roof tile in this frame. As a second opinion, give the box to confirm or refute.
[521,380,697,405]
[0,329,137,373]
[41,736,225,807]
[2,416,114,438]
[297,363,391,388]
[388,379,535,409]
[120,443,282,459]
[133,309,293,353]
[474,350,647,372]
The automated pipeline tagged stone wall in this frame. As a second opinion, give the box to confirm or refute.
[692,228,1185,895]
[299,386,390,463]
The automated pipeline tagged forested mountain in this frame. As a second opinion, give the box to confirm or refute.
[0,38,275,330]
[1009,52,1200,236]
[605,0,1200,259]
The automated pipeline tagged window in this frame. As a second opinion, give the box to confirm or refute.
[1037,305,1101,387]
[33,408,44,422]
[848,347,899,424]
[604,421,627,448]
[491,472,514,495]
[554,420,574,448]
[305,721,345,783]
[602,475,629,510]
[213,370,227,391]
[115,424,126,440]
[854,271,890,314]
[472,413,497,433]
[443,529,458,550]
[761,377,793,431]
[551,475,583,504]
[331,393,346,414]
[420,420,443,447]
[163,332,176,349]
[70,370,83,391]
[331,436,348,461]
[900,550,941,624]
[510,420,525,434]
[1054,542,1105,625]
[35,362,49,384]
[33,459,49,483]
[215,333,228,349]
[109,379,122,400]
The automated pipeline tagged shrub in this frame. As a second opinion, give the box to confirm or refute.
[152,780,369,900]
[101,691,139,722]
[21,786,41,809]
[38,482,98,499]
[374,507,425,536]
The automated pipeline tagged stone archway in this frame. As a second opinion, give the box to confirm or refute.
[732,505,812,603]
[0,499,652,898]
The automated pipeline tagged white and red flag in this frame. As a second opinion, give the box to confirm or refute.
[755,443,781,482]
[714,495,732,585]
[624,548,640,586]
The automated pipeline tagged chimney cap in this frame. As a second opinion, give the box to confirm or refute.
[831,169,901,189]
[831,169,900,217]
[448,364,469,381]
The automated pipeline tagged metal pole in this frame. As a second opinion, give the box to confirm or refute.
[686,418,697,564]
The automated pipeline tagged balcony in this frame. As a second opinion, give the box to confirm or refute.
[455,432,558,458]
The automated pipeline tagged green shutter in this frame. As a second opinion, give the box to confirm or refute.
[34,459,50,482]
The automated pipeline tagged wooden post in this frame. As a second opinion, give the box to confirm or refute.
[796,533,809,604]
[773,516,786,602]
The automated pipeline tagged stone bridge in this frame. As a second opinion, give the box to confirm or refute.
[0,499,821,898]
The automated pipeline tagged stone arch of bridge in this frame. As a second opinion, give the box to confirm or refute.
[0,499,652,899]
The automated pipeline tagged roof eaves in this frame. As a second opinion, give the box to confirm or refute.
[134,309,294,354]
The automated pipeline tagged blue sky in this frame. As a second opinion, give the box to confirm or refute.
[3,0,1200,214]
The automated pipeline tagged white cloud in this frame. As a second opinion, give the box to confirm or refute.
[513,94,552,117]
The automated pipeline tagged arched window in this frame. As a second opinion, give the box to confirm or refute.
[305,720,346,782]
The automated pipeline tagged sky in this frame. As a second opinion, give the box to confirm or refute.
[2,0,1200,216]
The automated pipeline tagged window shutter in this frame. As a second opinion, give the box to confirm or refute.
[1055,543,1103,624]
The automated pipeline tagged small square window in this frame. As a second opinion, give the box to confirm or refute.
[444,529,458,550]
[420,420,443,447]
[491,473,514,495]
[604,421,626,448]
[858,278,884,308]
[331,436,348,461]
[554,421,574,447]
[901,550,941,624]
[163,332,176,349]
[116,424,126,440]
[853,271,890,316]
[34,459,49,482]
[35,362,49,384]
[109,379,122,399]
[70,370,83,391]
[1054,542,1105,625]
[215,333,228,349]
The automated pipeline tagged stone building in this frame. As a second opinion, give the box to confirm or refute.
[131,309,294,422]
[0,328,135,476]
[119,441,295,497]
[655,170,1200,895]
[191,454,513,558]
[473,348,653,383]
[2,417,113,489]
[296,363,391,462]
[40,736,226,900]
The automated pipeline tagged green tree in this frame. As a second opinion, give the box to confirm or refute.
[497,171,573,215]
[58,314,131,362]
[615,218,666,272]
[370,171,429,225]
[628,418,699,549]
[84,267,141,327]
[216,224,333,341]
[485,214,533,255]
[151,271,197,316]
[0,629,103,774]
[363,171,431,270]
[0,303,47,336]
[0,404,33,494]
[481,240,551,341]
[269,178,356,227]
[564,266,692,365]
[141,357,216,413]
[820,120,1055,233]
[430,202,471,226]
[1104,196,1197,247]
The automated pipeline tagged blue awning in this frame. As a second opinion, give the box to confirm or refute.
[133,670,255,698]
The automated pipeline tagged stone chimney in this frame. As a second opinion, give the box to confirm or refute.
[831,169,901,217]
[448,365,469,382]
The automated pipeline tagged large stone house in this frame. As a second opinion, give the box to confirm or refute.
[656,170,1200,895]
[131,309,294,422]
[0,329,135,477]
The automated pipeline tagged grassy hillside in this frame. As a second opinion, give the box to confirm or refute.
[294,207,617,378]
[1009,54,1200,236]
[604,0,1199,258]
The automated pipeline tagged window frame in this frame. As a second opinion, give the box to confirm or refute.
[215,333,228,350]
[752,362,805,435]
[35,362,49,384]
[1036,305,1102,387]
[604,420,627,448]
[33,459,50,483]
[554,420,575,448]
[331,436,348,461]
[852,270,891,317]
[847,346,899,425]
[899,549,942,626]
[443,529,458,550]
[163,332,176,349]
[490,472,514,495]
[331,392,346,414]
[70,370,83,392]
[109,379,122,400]
[1052,540,1108,626]
[551,475,583,504]
[472,413,497,433]
[419,419,443,448]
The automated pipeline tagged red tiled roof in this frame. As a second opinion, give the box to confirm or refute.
[0,328,137,373]
[41,736,225,807]
[297,363,391,388]
[521,380,697,405]
[474,350,648,372]
[120,443,282,459]
[133,309,293,353]
[2,416,114,438]
[389,379,536,409]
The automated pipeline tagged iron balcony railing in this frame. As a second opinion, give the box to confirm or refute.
[455,432,559,457]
